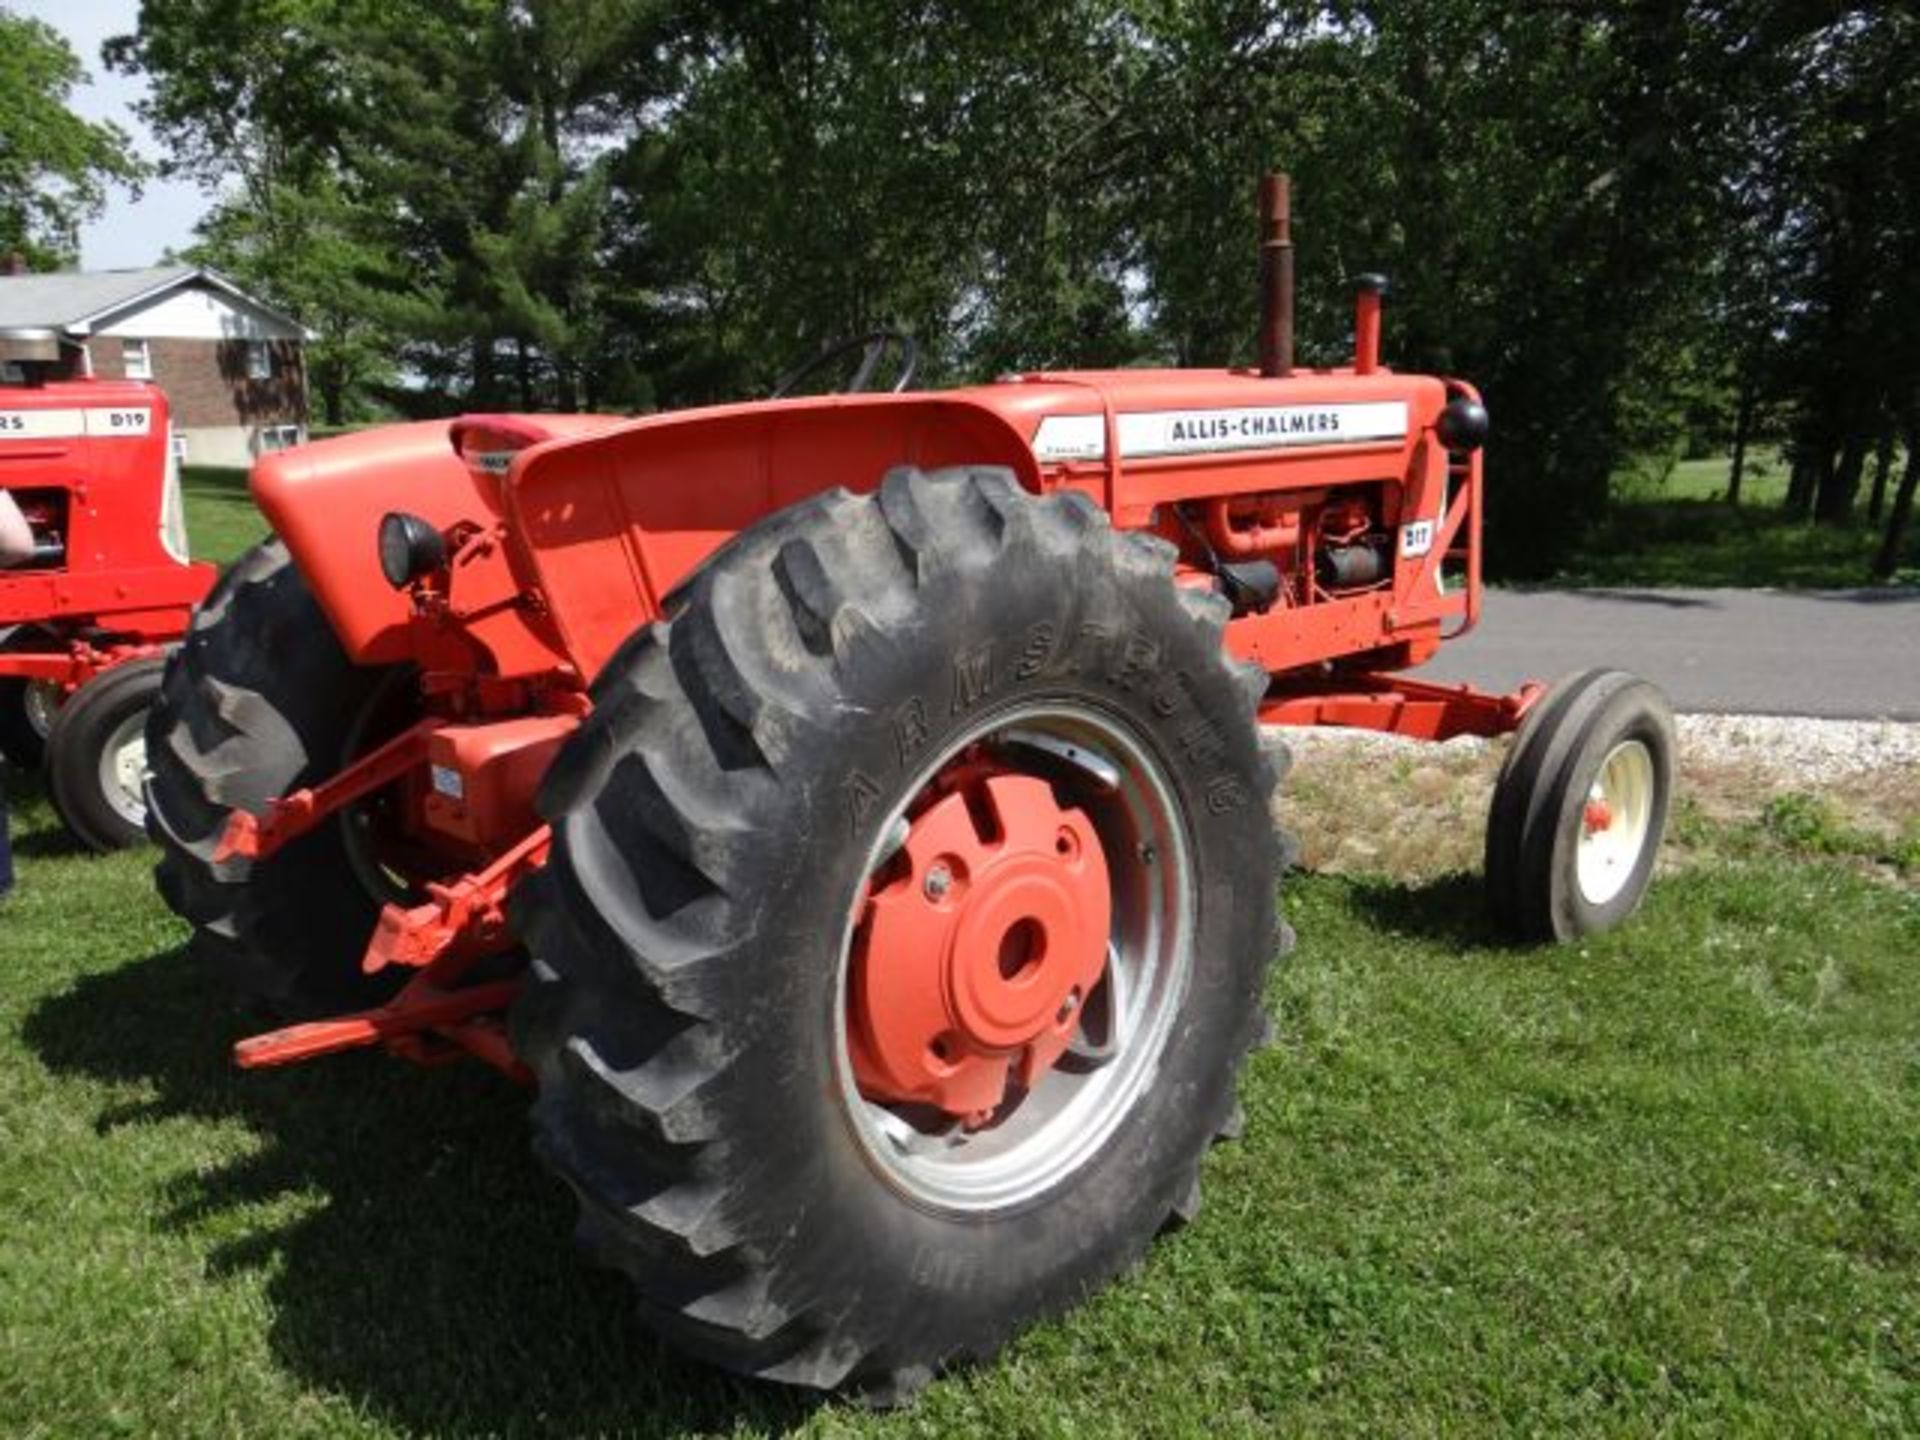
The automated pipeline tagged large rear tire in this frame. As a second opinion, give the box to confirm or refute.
[513,466,1290,1399]
[45,653,165,851]
[145,540,409,1017]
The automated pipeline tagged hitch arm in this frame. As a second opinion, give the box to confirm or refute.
[232,977,524,1072]
[214,718,443,863]
[360,824,553,973]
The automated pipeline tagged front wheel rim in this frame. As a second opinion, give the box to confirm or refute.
[97,710,149,828]
[1575,738,1656,906]
[834,700,1195,1215]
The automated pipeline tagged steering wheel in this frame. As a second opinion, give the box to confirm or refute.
[771,330,919,398]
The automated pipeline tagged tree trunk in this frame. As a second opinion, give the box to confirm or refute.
[1814,430,1868,524]
[471,337,496,408]
[1727,378,1756,506]
[1866,430,1895,523]
[1871,427,1919,580]
[1784,442,1820,517]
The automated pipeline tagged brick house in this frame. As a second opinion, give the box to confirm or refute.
[0,262,312,468]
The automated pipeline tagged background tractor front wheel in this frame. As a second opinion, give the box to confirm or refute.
[44,654,166,851]
[513,466,1290,1400]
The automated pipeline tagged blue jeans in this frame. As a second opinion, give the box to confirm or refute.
[0,764,12,897]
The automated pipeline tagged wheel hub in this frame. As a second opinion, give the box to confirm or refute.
[849,772,1111,1127]
[99,713,149,827]
[1576,739,1655,906]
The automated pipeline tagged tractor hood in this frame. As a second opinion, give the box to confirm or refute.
[254,367,1447,681]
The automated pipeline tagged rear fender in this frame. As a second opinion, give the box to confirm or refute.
[505,396,1041,683]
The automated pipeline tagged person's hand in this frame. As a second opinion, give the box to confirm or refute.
[0,490,34,568]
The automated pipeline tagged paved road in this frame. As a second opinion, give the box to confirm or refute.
[1412,588,1920,720]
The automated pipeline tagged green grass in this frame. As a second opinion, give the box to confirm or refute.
[2,452,1889,1431]
[1548,448,1917,590]
[3,763,1917,1436]
[182,466,269,567]
[1630,449,1793,507]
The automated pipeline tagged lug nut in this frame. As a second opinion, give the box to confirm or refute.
[923,862,953,901]
[1057,987,1081,1023]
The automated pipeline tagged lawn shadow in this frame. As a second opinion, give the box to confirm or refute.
[1334,870,1514,952]
[22,943,820,1439]
[10,823,90,860]
[2,769,81,859]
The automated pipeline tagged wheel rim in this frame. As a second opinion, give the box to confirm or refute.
[97,710,149,828]
[23,680,60,739]
[337,671,432,905]
[835,701,1194,1214]
[1575,738,1656,907]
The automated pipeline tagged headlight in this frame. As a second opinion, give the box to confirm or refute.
[378,512,447,589]
[1436,398,1491,452]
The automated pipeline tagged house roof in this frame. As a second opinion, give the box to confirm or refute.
[0,264,313,339]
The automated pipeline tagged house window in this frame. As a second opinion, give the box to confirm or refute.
[256,424,303,453]
[246,341,273,381]
[122,338,152,379]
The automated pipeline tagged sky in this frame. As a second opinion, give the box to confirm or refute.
[18,0,211,270]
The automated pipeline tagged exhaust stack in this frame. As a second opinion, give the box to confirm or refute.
[1353,274,1388,375]
[1257,173,1294,378]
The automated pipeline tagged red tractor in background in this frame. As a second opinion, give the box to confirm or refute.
[1,327,216,849]
[145,177,1674,1401]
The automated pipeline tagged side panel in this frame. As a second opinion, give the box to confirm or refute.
[0,379,213,630]
[253,417,628,669]
[252,422,478,664]
[508,398,1040,682]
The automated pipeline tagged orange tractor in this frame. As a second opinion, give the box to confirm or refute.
[1,330,215,848]
[146,178,1673,1399]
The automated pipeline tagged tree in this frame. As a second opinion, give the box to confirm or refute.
[0,8,146,268]
[1730,5,1920,535]
[106,0,1920,587]
[1872,426,1917,580]
[189,179,404,426]
[111,0,684,415]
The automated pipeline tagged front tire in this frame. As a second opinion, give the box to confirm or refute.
[145,540,409,1016]
[1484,668,1674,941]
[513,466,1289,1398]
[45,654,166,851]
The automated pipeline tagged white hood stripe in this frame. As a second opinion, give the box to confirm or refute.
[1033,401,1408,462]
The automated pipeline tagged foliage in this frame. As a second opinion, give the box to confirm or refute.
[1761,793,1920,875]
[188,180,404,426]
[105,1,1920,575]
[0,7,146,267]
